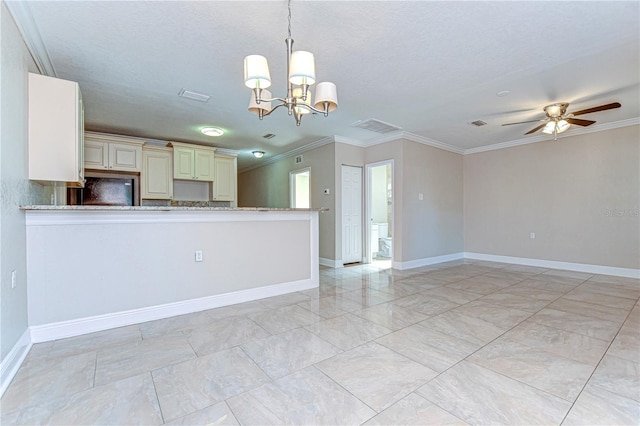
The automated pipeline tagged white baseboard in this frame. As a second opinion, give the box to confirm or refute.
[319,257,343,268]
[30,278,318,343]
[0,329,32,397]
[394,252,465,270]
[464,252,640,279]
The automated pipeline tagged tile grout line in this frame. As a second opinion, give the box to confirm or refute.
[557,305,639,425]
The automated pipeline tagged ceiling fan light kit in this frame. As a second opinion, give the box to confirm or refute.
[502,101,621,140]
[243,0,338,126]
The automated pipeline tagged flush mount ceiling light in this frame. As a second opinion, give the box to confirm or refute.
[201,127,224,137]
[243,0,338,126]
[252,151,265,158]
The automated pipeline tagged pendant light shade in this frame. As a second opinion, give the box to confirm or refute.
[314,82,338,112]
[248,89,272,115]
[244,55,271,89]
[289,51,316,86]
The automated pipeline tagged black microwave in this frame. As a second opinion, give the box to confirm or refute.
[68,171,140,206]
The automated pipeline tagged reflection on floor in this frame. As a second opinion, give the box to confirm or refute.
[2,260,639,425]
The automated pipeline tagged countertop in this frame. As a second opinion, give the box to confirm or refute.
[21,205,328,212]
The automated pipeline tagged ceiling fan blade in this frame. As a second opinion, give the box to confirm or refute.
[571,102,621,116]
[525,123,547,135]
[502,119,545,126]
[566,118,596,127]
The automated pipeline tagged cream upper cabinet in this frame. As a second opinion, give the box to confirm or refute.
[28,73,85,187]
[212,154,237,202]
[84,133,144,172]
[169,142,215,181]
[141,146,173,200]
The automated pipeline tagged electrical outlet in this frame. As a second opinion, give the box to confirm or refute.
[11,270,16,288]
[195,250,203,262]
[418,193,424,201]
[530,232,536,239]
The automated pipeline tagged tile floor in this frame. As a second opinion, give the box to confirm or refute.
[2,260,639,425]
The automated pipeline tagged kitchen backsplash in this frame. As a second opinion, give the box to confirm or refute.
[141,200,232,208]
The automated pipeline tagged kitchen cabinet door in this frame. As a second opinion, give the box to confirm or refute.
[195,149,215,182]
[84,135,143,172]
[173,147,195,180]
[212,155,237,201]
[142,147,173,200]
[170,142,216,181]
[28,73,85,187]
[84,139,108,169]
[109,142,141,171]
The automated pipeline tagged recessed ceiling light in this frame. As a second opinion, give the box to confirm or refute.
[496,90,510,97]
[252,151,265,158]
[201,127,224,137]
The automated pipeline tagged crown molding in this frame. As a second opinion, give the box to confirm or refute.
[215,148,240,157]
[401,132,465,154]
[464,117,640,155]
[5,1,56,77]
[334,131,464,154]
[238,136,335,173]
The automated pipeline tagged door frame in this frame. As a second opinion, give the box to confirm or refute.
[365,159,394,264]
[289,167,311,208]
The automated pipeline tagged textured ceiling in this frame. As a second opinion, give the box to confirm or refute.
[9,1,640,169]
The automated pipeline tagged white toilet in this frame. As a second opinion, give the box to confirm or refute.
[377,223,392,258]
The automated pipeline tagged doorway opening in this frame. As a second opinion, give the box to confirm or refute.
[290,168,310,208]
[366,160,393,269]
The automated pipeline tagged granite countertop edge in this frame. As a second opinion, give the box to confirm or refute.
[21,205,328,212]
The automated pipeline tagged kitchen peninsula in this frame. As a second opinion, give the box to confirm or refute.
[22,206,320,342]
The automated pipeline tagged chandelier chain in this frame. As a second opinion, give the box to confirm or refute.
[287,0,292,39]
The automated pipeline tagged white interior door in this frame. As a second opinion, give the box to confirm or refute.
[342,165,363,264]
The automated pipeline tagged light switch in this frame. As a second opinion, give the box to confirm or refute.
[418,193,424,201]
[530,232,536,239]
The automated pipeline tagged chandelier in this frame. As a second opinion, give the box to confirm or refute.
[243,0,338,126]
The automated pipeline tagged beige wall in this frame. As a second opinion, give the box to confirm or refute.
[401,139,464,262]
[464,125,640,269]
[238,143,336,260]
[243,138,465,266]
[0,3,51,363]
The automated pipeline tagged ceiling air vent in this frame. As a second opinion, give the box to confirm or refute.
[262,133,276,139]
[470,120,487,127]
[178,88,210,103]
[352,118,402,134]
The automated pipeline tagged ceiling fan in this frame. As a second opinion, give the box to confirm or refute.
[502,102,621,139]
